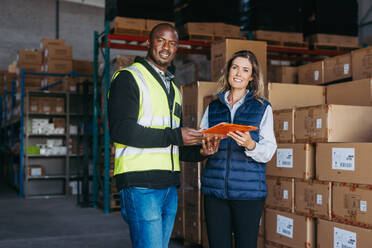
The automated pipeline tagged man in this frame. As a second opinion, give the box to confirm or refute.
[108,23,219,248]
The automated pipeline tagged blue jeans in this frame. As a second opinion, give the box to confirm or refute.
[119,186,178,248]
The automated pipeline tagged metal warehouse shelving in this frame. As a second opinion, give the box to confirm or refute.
[92,20,350,214]
[0,70,92,199]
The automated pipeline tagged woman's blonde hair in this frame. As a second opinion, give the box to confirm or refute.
[218,50,265,101]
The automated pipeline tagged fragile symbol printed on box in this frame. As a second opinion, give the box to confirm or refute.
[334,227,356,248]
[276,149,293,168]
[276,215,293,239]
[360,200,367,212]
[332,148,355,171]
[317,194,323,205]
[283,121,288,131]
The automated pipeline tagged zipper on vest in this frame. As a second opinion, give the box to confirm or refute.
[225,139,232,198]
[170,109,174,172]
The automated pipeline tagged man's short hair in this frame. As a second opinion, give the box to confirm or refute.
[148,23,178,41]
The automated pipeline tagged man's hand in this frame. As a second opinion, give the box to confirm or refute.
[200,135,222,156]
[181,127,203,146]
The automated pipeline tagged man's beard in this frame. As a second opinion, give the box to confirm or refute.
[149,53,170,68]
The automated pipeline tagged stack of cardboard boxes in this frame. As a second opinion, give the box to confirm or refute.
[266,44,372,247]
[41,38,73,90]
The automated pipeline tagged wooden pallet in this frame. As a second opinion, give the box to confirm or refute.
[98,193,121,213]
[312,43,359,52]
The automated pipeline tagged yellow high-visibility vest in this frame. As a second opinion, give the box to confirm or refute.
[111,62,182,175]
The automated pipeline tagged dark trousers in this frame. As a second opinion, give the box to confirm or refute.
[204,195,264,248]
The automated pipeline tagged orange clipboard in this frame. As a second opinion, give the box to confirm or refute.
[202,123,258,135]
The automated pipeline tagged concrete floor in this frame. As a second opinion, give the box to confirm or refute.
[0,181,186,248]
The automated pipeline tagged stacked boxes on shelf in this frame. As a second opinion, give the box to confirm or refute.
[266,45,372,246]
[41,38,73,90]
[297,46,371,86]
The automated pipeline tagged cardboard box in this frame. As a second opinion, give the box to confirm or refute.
[351,46,372,80]
[265,208,315,248]
[145,19,174,33]
[267,143,314,179]
[324,53,352,83]
[326,78,372,106]
[181,81,219,129]
[52,118,65,129]
[27,165,44,177]
[268,83,325,110]
[267,65,298,83]
[72,60,93,75]
[332,183,372,228]
[43,60,73,74]
[179,22,214,37]
[213,23,240,38]
[316,143,372,185]
[17,50,43,64]
[294,180,332,220]
[44,45,71,62]
[317,219,372,248]
[40,38,65,50]
[44,45,72,61]
[298,61,324,85]
[110,17,146,35]
[54,98,65,113]
[308,34,359,48]
[211,39,267,84]
[29,97,40,113]
[266,176,294,212]
[273,108,294,143]
[39,97,53,113]
[294,104,372,143]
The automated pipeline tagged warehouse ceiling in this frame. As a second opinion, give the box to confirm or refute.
[61,0,104,8]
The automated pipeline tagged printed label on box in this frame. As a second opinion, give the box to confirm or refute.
[316,118,322,129]
[31,168,42,176]
[283,121,288,131]
[56,106,62,113]
[344,64,350,75]
[334,227,356,248]
[332,148,355,171]
[276,149,293,168]
[277,215,293,239]
[283,190,288,200]
[360,200,367,212]
[317,194,323,205]
[314,70,319,81]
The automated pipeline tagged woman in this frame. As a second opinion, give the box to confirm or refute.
[200,50,277,248]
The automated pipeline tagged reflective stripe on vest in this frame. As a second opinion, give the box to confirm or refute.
[112,63,182,174]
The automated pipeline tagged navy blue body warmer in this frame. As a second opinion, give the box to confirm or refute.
[201,91,270,200]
